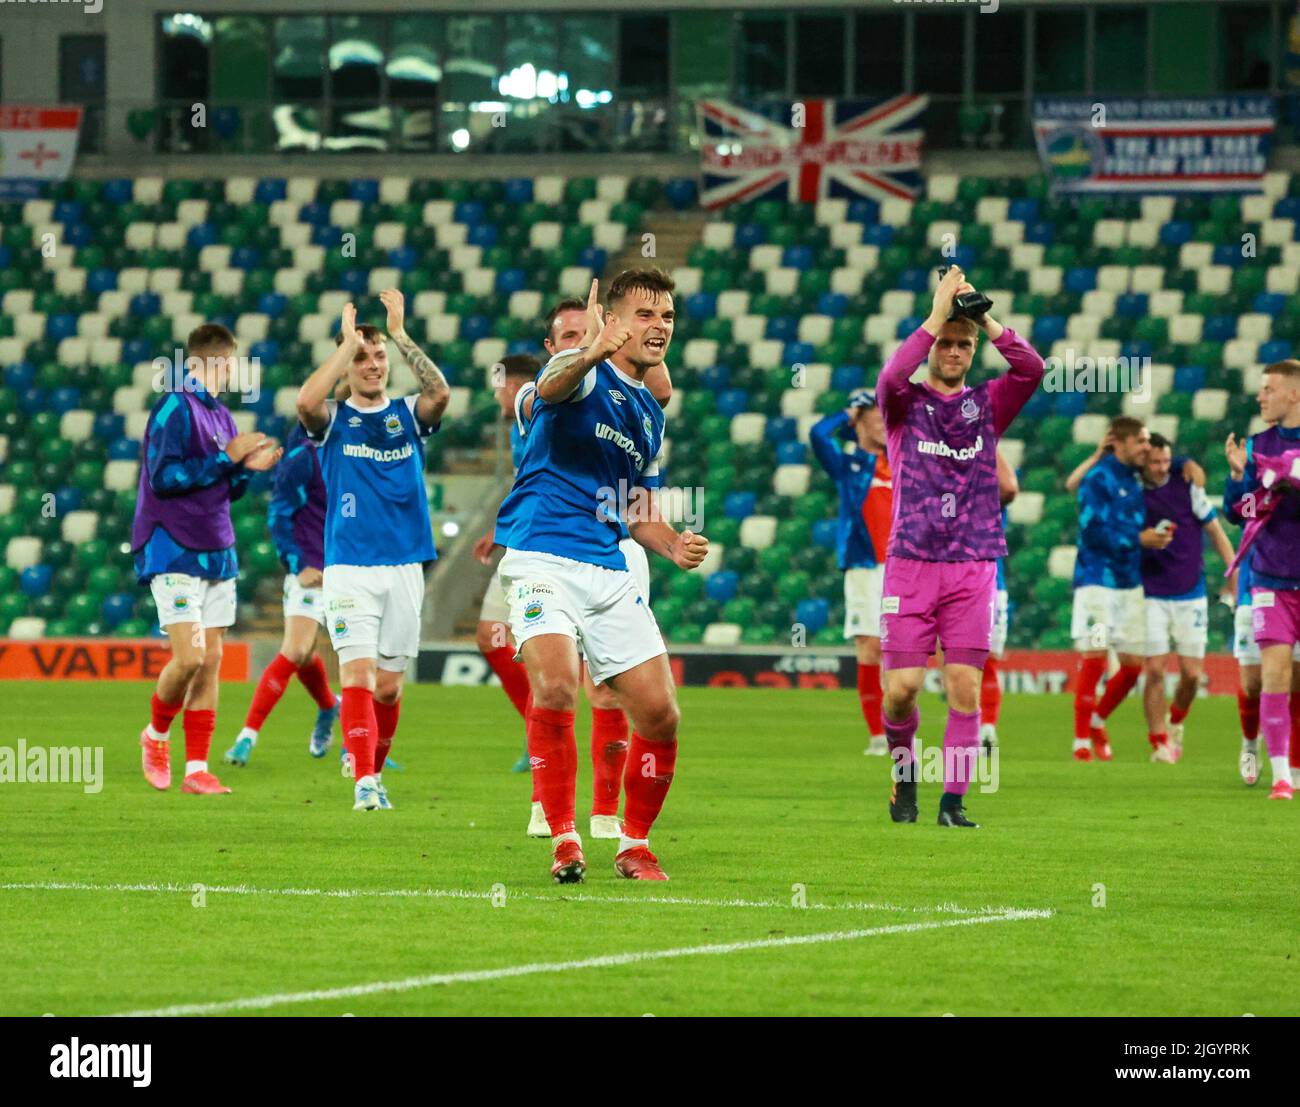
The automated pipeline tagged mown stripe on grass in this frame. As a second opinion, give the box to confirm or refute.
[110,908,1055,1016]
[0,880,1034,917]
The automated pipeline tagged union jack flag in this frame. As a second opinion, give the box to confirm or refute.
[697,97,928,210]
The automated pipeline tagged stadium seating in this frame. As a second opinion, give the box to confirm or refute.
[1,169,1295,648]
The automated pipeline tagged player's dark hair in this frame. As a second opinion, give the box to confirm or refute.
[545,298,585,341]
[335,324,384,346]
[187,322,237,357]
[607,267,675,308]
[1148,432,1172,451]
[500,354,541,381]
[1110,416,1145,443]
[1264,359,1300,379]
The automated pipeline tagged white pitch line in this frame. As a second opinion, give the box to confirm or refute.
[110,908,1054,1017]
[0,880,1030,917]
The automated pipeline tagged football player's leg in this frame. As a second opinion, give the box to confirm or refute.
[1069,586,1109,759]
[932,562,996,826]
[1258,643,1294,796]
[1290,665,1300,782]
[372,663,405,809]
[604,653,678,880]
[584,666,627,835]
[181,624,233,794]
[520,634,582,832]
[1142,651,1174,761]
[477,565,532,720]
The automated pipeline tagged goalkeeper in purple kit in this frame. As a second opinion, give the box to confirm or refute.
[877,265,1045,827]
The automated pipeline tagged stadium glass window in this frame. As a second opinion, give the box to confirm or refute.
[1032,8,1086,95]
[794,14,846,97]
[213,16,272,150]
[60,33,106,155]
[273,16,326,150]
[1221,3,1275,91]
[328,15,386,150]
[500,14,560,152]
[974,7,1024,94]
[853,12,904,97]
[912,12,965,96]
[739,13,787,98]
[388,14,442,152]
[673,11,730,100]
[441,15,501,152]
[619,15,670,99]
[158,14,211,153]
[1093,5,1148,95]
[546,13,616,152]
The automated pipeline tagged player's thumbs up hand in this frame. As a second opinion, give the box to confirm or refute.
[672,530,709,570]
[592,313,632,360]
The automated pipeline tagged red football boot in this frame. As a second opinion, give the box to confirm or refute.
[1090,724,1113,761]
[181,770,232,795]
[551,838,585,884]
[140,730,171,790]
[614,845,668,881]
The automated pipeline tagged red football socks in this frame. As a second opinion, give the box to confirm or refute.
[485,645,532,718]
[1237,690,1260,741]
[374,698,401,774]
[183,709,215,764]
[150,691,183,737]
[1073,656,1108,739]
[341,687,378,780]
[856,663,883,736]
[527,704,577,835]
[622,731,677,841]
[1169,702,1190,726]
[1096,664,1141,720]
[296,653,337,711]
[980,657,1002,725]
[590,707,629,817]
[244,653,297,730]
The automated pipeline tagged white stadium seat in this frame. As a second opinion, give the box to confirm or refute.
[738,515,777,549]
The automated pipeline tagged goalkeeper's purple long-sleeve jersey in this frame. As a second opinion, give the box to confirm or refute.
[877,325,1043,562]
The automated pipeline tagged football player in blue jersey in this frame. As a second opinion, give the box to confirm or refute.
[495,271,707,883]
[297,291,449,811]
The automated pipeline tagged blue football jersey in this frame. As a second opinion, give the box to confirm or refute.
[309,395,438,567]
[495,356,665,570]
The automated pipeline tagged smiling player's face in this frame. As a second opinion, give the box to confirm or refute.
[347,338,389,401]
[544,309,586,358]
[609,289,674,372]
[1143,445,1172,485]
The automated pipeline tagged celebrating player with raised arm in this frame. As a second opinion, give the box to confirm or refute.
[134,323,281,795]
[297,291,449,811]
[1223,359,1300,800]
[877,265,1044,828]
[495,270,706,882]
[224,420,340,767]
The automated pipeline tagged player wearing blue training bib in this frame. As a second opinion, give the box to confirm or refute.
[297,292,449,812]
[494,271,707,885]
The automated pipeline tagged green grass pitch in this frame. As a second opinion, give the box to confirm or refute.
[0,680,1296,1016]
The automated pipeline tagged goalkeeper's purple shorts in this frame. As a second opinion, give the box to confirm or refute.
[880,555,997,671]
[1251,586,1300,649]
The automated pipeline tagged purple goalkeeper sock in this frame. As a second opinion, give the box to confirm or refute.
[1260,691,1290,759]
[943,706,981,797]
[884,706,919,781]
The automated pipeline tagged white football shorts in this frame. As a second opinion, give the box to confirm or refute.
[283,574,326,626]
[323,562,425,669]
[1144,595,1208,659]
[498,548,665,685]
[150,573,236,630]
[1071,584,1145,654]
[843,565,884,640]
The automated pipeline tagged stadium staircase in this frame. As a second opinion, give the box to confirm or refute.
[1,169,1297,651]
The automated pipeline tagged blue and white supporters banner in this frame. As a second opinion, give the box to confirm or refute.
[1032,96,1275,195]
